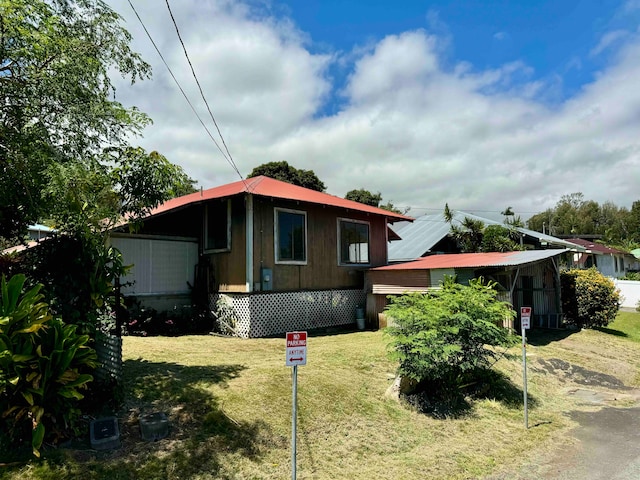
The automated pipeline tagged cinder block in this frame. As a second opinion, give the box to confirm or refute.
[90,416,121,450]
[139,412,169,441]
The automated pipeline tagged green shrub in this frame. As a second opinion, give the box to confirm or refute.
[385,277,516,389]
[560,268,620,328]
[0,274,97,457]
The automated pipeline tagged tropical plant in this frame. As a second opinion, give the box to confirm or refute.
[560,268,621,328]
[0,274,97,457]
[385,277,516,390]
[247,161,326,191]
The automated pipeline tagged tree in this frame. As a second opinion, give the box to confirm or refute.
[247,161,325,191]
[385,278,515,392]
[345,189,382,207]
[345,189,409,214]
[561,268,620,328]
[1,0,152,241]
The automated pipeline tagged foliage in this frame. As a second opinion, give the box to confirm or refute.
[622,272,640,281]
[345,189,409,214]
[560,268,621,328]
[0,274,97,457]
[17,234,129,336]
[123,299,212,337]
[345,189,382,206]
[527,193,640,245]
[444,205,522,253]
[481,225,522,252]
[449,216,485,252]
[0,0,152,240]
[385,278,516,390]
[247,161,326,191]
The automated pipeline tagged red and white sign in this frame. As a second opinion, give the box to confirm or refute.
[286,331,307,366]
[520,307,532,330]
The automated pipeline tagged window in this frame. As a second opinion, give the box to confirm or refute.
[204,200,231,252]
[275,208,307,264]
[339,219,370,265]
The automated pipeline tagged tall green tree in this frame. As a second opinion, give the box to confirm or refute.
[345,189,382,207]
[346,189,409,214]
[1,0,152,241]
[247,161,326,192]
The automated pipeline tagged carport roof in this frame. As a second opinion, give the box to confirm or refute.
[372,249,569,271]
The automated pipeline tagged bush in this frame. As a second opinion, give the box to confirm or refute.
[0,274,97,457]
[385,277,516,390]
[561,268,620,328]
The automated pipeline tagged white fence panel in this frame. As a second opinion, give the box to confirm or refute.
[613,279,640,309]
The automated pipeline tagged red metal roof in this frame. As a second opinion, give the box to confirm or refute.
[146,176,413,222]
[565,238,626,255]
[372,250,567,271]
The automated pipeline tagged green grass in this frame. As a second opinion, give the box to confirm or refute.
[2,311,640,479]
[598,310,640,342]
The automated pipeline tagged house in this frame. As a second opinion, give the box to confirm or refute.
[366,250,568,330]
[565,238,635,278]
[388,211,584,262]
[110,175,412,337]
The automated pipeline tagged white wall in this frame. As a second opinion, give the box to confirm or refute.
[110,235,198,295]
[614,279,640,309]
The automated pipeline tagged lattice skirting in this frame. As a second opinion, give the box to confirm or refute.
[209,289,366,338]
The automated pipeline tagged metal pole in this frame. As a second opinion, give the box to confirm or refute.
[291,364,298,480]
[522,328,528,429]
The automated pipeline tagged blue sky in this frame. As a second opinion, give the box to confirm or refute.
[108,0,640,217]
[282,0,639,111]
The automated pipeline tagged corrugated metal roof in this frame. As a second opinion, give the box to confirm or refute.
[387,211,584,261]
[144,176,413,222]
[372,249,569,271]
[564,238,626,255]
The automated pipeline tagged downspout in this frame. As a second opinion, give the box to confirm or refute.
[246,193,254,292]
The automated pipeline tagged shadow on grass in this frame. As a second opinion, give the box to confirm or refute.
[1,360,284,479]
[527,328,576,347]
[593,326,629,338]
[402,368,537,420]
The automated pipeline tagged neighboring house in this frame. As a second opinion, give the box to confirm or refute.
[565,238,633,278]
[1,224,56,255]
[110,175,412,337]
[28,224,55,242]
[388,211,584,262]
[366,250,567,330]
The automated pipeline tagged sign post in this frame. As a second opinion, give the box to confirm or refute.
[286,331,307,480]
[520,307,531,429]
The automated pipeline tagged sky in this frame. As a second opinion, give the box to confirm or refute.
[106,0,640,220]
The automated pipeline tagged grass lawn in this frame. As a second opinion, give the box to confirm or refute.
[2,311,640,479]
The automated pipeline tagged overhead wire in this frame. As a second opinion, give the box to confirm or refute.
[164,0,247,188]
[126,0,247,186]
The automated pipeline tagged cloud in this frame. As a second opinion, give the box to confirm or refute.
[493,31,508,41]
[108,0,640,217]
[590,30,629,56]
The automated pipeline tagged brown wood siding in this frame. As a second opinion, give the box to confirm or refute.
[252,197,389,291]
[366,270,431,295]
[209,196,246,292]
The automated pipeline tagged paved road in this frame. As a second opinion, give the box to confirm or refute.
[485,406,640,480]
[540,407,640,480]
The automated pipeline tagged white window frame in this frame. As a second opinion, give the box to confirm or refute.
[204,200,231,253]
[337,218,371,266]
[274,207,308,265]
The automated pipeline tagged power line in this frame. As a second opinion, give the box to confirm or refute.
[126,0,246,185]
[164,0,246,187]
